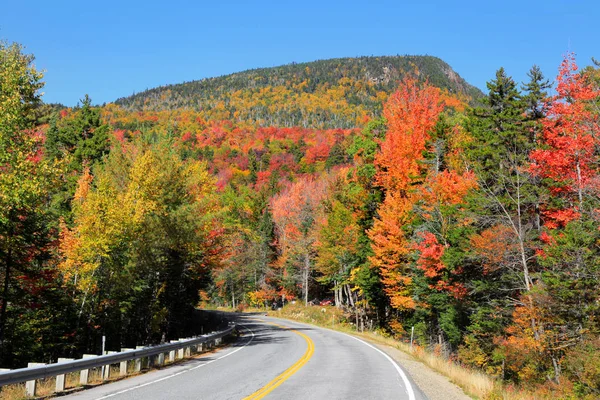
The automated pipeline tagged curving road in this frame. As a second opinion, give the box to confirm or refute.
[63,315,427,400]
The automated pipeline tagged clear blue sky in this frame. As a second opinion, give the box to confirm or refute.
[1,0,597,106]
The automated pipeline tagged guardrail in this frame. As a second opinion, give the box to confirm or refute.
[0,324,235,397]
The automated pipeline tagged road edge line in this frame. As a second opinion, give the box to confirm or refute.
[335,330,416,400]
[265,316,417,400]
[93,325,255,400]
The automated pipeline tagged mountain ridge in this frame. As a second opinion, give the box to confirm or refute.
[114,55,483,128]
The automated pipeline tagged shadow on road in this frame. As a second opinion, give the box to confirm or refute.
[224,314,312,348]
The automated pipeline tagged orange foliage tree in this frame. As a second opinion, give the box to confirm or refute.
[368,78,446,314]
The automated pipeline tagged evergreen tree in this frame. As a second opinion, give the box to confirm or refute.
[462,68,542,374]
[45,94,110,220]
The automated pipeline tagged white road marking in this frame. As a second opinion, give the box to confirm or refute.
[94,325,255,400]
[336,331,417,400]
[266,318,416,400]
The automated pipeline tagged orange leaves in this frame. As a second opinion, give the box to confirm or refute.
[369,77,472,310]
[420,170,477,211]
[470,225,516,274]
[73,167,93,203]
[376,78,444,192]
[271,174,329,260]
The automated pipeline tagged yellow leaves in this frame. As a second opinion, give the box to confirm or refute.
[59,137,220,305]
[73,167,93,202]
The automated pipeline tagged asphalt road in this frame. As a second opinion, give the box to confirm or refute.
[63,315,427,400]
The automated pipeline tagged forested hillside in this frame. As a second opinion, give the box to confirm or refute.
[2,38,600,399]
[114,55,482,128]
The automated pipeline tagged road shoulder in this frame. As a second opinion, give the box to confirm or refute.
[265,312,472,400]
[364,340,471,400]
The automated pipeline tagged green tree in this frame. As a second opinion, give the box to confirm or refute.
[462,68,544,376]
[46,94,110,220]
[0,41,66,365]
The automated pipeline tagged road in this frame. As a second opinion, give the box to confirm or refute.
[64,315,427,400]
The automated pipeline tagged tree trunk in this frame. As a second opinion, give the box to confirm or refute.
[551,356,561,384]
[345,284,355,308]
[231,281,236,309]
[303,252,310,306]
[0,248,12,345]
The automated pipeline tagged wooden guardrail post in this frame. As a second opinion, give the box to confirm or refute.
[157,352,165,366]
[80,354,97,385]
[55,358,74,392]
[25,363,45,397]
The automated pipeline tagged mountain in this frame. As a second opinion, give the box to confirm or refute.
[114,55,483,129]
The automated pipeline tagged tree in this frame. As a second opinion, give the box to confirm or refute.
[0,41,65,365]
[45,94,110,220]
[271,176,328,305]
[463,67,547,377]
[315,173,361,309]
[59,133,223,349]
[368,78,445,327]
[530,53,600,216]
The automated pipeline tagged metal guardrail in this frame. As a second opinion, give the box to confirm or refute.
[0,324,235,387]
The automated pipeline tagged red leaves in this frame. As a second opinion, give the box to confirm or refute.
[414,232,467,299]
[530,53,600,209]
[414,232,446,278]
[542,208,580,229]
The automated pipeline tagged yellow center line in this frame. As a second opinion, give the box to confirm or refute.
[243,322,315,400]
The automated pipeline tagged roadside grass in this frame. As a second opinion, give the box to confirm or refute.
[262,303,568,400]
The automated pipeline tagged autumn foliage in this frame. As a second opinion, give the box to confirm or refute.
[4,40,600,398]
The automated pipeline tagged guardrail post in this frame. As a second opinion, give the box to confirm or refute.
[25,362,45,397]
[55,358,74,392]
[120,349,133,376]
[177,344,184,360]
[134,346,144,372]
[80,354,97,385]
[0,327,234,392]
[103,351,117,380]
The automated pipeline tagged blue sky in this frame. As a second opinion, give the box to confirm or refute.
[1,0,597,106]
